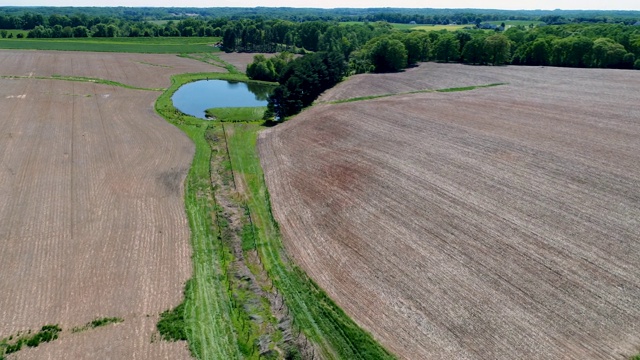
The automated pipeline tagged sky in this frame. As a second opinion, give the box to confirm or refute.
[2,0,639,10]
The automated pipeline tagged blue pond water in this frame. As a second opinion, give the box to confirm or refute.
[172,80,273,119]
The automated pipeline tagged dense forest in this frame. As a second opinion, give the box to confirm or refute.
[2,6,640,23]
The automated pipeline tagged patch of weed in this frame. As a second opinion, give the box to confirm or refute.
[435,82,505,92]
[71,316,123,333]
[0,324,61,357]
[158,300,187,341]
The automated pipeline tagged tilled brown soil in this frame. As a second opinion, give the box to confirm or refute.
[0,50,224,88]
[317,62,638,102]
[259,65,640,359]
[0,77,193,358]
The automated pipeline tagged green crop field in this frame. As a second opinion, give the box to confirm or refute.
[147,20,171,25]
[340,21,469,31]
[389,23,423,30]
[412,24,469,31]
[0,36,220,53]
[486,20,545,27]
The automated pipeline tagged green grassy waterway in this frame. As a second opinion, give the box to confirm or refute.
[155,72,395,359]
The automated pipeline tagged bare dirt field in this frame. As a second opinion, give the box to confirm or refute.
[259,64,640,359]
[0,50,225,358]
[317,62,638,102]
[0,50,224,89]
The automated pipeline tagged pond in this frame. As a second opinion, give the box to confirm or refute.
[172,80,274,119]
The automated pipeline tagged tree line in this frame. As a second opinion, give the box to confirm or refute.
[350,23,640,72]
[245,22,639,76]
[2,8,640,40]
[10,13,638,71]
[20,17,227,38]
[262,51,347,120]
[2,7,640,26]
[245,21,639,122]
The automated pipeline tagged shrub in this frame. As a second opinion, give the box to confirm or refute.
[25,325,61,347]
[157,302,187,341]
[90,317,123,328]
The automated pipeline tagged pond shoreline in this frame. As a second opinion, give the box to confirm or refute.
[172,79,274,119]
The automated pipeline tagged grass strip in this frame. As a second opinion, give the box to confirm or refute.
[328,82,507,104]
[435,83,505,92]
[49,74,165,91]
[0,74,163,91]
[205,107,267,122]
[206,124,271,359]
[137,61,172,68]
[155,72,265,360]
[225,123,395,360]
[179,53,233,72]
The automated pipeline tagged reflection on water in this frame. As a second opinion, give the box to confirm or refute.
[246,82,272,101]
[172,80,275,119]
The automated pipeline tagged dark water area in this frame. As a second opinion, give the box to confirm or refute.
[172,80,273,119]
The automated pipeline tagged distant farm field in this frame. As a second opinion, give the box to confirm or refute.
[340,21,469,31]
[411,24,469,31]
[0,36,220,53]
[486,20,545,26]
[0,50,225,358]
[259,64,640,359]
[0,50,225,88]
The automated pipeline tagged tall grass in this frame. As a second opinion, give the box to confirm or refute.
[155,73,241,359]
[205,107,266,122]
[226,123,395,360]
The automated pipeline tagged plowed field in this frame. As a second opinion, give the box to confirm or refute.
[0,50,224,89]
[259,64,640,359]
[0,50,228,358]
